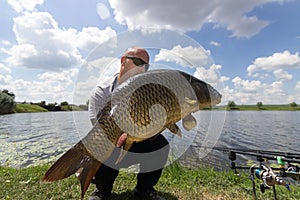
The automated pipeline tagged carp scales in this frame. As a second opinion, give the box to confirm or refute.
[42,69,222,199]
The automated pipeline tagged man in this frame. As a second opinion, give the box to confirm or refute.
[88,47,169,200]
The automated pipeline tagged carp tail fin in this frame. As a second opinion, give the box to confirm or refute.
[42,141,101,199]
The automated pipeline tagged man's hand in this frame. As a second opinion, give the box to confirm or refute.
[116,133,127,148]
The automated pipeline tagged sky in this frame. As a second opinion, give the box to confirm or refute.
[0,0,300,105]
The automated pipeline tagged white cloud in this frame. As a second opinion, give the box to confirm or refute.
[0,63,13,84]
[0,63,11,74]
[8,0,44,13]
[0,65,79,103]
[1,40,11,46]
[87,57,119,72]
[108,0,289,38]
[194,64,226,86]
[4,11,117,71]
[73,76,99,105]
[265,81,287,99]
[296,82,300,90]
[232,76,262,93]
[0,11,117,103]
[294,82,300,103]
[225,74,296,104]
[247,50,300,76]
[5,12,82,70]
[76,27,116,51]
[5,69,78,103]
[38,69,78,85]
[210,41,220,47]
[154,45,211,68]
[273,69,292,81]
[154,45,228,96]
[72,57,120,104]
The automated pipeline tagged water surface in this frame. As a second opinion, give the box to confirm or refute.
[0,111,299,168]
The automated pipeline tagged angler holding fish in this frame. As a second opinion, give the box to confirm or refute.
[42,47,222,200]
[88,47,169,200]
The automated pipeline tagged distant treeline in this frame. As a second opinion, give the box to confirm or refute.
[1,89,299,115]
[223,101,299,110]
[0,89,88,114]
[21,101,88,112]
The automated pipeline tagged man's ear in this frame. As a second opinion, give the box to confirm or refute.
[121,56,126,64]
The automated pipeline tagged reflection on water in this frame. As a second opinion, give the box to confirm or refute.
[0,111,299,168]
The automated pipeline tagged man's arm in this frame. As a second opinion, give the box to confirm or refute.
[89,85,128,153]
[88,86,107,126]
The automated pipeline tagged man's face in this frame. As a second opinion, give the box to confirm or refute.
[122,56,148,75]
[118,47,150,83]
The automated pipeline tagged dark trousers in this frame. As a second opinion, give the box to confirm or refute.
[93,134,169,196]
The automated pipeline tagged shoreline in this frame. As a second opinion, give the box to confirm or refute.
[0,103,298,116]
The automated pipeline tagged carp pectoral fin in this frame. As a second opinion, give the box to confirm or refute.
[115,137,134,165]
[185,97,197,106]
[182,114,197,131]
[42,141,102,200]
[167,124,182,137]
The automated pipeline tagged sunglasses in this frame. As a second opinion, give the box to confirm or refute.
[126,56,149,70]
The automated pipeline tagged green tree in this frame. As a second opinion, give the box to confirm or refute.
[256,102,263,109]
[227,101,236,109]
[2,89,15,98]
[289,102,297,107]
[0,89,16,114]
[39,101,46,107]
[60,101,69,106]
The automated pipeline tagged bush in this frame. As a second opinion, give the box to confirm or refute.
[0,90,16,114]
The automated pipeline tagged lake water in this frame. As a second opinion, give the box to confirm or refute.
[0,111,299,169]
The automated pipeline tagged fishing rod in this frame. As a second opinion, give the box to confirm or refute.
[210,146,300,160]
[192,145,300,200]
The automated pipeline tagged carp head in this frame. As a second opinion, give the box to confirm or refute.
[179,71,222,108]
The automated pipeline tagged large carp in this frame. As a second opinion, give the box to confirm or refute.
[42,69,222,199]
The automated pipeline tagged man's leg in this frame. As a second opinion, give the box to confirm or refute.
[130,135,170,199]
[89,149,120,200]
[89,135,169,200]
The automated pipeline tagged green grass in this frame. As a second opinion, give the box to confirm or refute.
[13,104,85,113]
[14,104,48,113]
[61,105,84,111]
[1,163,299,200]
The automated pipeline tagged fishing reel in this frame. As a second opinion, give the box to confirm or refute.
[252,165,290,193]
[279,163,300,182]
[212,147,300,200]
[227,150,292,200]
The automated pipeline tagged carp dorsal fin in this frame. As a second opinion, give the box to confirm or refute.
[167,124,182,137]
[182,114,197,131]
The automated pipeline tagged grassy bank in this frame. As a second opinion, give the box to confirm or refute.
[61,105,85,111]
[14,104,48,113]
[13,104,85,113]
[1,164,299,200]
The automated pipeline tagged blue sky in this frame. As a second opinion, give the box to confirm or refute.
[0,0,299,105]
